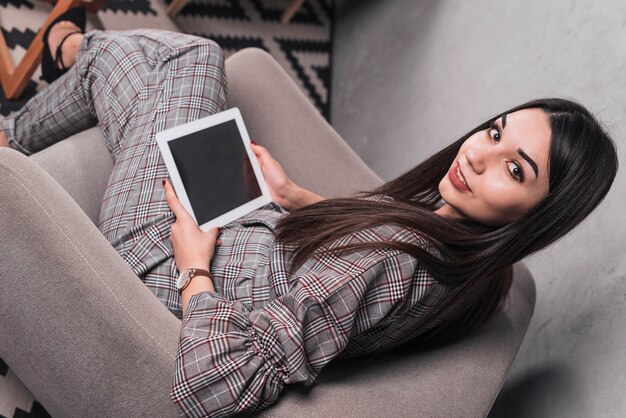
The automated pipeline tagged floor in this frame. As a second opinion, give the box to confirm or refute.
[331,1,626,417]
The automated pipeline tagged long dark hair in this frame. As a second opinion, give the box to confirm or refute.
[274,98,619,350]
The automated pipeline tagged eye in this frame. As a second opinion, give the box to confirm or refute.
[488,126,501,142]
[507,161,524,182]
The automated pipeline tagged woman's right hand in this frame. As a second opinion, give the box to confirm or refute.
[250,141,298,209]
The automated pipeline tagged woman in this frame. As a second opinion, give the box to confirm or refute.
[0,10,618,418]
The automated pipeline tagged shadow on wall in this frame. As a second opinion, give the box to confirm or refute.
[488,363,582,418]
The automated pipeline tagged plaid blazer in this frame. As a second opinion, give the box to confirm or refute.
[171,194,445,417]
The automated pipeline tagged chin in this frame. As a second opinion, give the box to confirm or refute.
[438,182,458,207]
[438,179,452,198]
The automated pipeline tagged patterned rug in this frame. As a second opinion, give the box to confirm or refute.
[0,1,332,417]
[0,0,332,119]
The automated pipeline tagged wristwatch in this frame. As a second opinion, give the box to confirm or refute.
[176,267,212,293]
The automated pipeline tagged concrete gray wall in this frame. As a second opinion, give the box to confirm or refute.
[331,1,626,417]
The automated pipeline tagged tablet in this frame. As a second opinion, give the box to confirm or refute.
[156,107,272,231]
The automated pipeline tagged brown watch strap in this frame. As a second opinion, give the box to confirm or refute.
[179,268,212,293]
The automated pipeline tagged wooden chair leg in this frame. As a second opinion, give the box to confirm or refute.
[0,29,16,86]
[167,0,190,17]
[281,0,305,24]
[0,0,84,99]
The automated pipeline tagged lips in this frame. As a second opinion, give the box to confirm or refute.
[448,162,471,192]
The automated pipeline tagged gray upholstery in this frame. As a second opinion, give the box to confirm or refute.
[224,49,383,198]
[0,146,180,417]
[0,48,535,418]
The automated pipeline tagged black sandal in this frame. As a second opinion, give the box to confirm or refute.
[41,6,87,84]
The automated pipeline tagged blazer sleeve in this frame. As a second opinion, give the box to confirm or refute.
[170,250,419,418]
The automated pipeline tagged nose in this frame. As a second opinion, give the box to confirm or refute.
[465,147,486,174]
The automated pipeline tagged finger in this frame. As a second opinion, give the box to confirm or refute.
[252,144,270,162]
[254,154,264,171]
[250,141,264,153]
[250,147,265,169]
[163,179,191,219]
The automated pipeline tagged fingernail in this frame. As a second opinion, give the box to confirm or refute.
[162,179,166,186]
[217,227,222,233]
[250,140,257,145]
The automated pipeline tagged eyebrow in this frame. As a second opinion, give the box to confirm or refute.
[517,148,539,177]
[497,116,539,178]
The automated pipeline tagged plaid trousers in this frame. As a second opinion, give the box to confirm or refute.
[2,30,227,319]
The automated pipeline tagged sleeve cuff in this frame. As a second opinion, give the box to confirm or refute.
[183,290,224,321]
[1,117,31,156]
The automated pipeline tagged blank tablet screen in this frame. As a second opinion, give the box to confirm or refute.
[167,119,262,225]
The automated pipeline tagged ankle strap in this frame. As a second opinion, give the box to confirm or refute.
[54,30,83,71]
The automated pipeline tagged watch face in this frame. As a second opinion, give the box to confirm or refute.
[176,269,191,290]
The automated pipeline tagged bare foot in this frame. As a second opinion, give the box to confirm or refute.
[47,20,84,69]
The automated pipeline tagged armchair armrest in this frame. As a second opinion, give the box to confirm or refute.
[0,148,180,417]
[29,127,113,225]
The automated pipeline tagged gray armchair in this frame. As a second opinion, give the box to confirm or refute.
[0,48,535,417]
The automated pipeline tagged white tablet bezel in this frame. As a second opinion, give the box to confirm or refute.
[156,107,272,232]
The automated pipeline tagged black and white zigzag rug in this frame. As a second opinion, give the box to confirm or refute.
[0,0,332,119]
[0,1,332,417]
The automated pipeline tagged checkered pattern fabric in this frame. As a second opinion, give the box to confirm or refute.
[174,199,444,417]
[1,30,444,417]
[2,29,227,319]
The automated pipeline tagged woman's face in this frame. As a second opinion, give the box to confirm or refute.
[436,108,551,226]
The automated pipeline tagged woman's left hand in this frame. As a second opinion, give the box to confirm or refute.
[163,179,221,272]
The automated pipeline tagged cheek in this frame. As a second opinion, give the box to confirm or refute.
[477,178,539,218]
[482,180,519,207]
